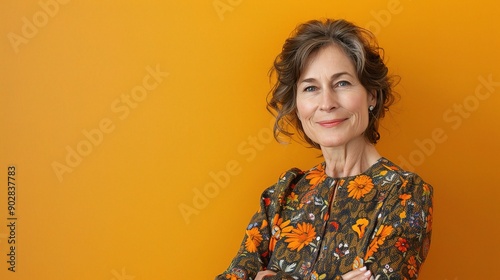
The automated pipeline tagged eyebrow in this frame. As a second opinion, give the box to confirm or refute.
[298,72,353,84]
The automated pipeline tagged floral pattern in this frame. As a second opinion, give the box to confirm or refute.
[216,158,433,280]
[364,224,394,260]
[285,222,317,251]
[395,237,410,253]
[270,214,293,252]
[245,227,263,253]
[352,218,369,238]
[347,175,374,200]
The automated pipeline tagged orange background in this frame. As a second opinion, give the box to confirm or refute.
[1,0,499,279]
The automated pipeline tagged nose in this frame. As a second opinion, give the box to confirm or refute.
[319,87,337,111]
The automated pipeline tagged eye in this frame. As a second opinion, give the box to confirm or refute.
[304,86,317,92]
[336,80,351,87]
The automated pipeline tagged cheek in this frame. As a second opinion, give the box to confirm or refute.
[296,101,314,121]
[356,107,371,129]
[341,97,369,126]
[345,96,368,115]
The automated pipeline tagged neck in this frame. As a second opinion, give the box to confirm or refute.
[320,137,381,178]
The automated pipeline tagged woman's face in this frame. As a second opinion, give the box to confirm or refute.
[296,44,376,149]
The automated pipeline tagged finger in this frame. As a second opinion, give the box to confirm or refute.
[255,270,277,280]
[341,266,372,280]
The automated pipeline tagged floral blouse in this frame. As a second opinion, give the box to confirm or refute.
[216,157,433,280]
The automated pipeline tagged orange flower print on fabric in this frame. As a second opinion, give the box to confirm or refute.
[245,227,263,253]
[285,222,316,251]
[399,194,411,206]
[407,255,418,278]
[352,218,369,238]
[399,210,406,220]
[395,237,410,253]
[261,220,268,229]
[423,183,431,196]
[426,207,433,233]
[364,224,394,259]
[347,175,374,200]
[306,163,326,189]
[269,214,293,252]
[401,179,409,188]
[225,273,241,280]
[287,192,299,204]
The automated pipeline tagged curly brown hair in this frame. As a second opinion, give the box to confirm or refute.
[267,19,396,148]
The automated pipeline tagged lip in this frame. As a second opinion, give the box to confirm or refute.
[317,118,347,128]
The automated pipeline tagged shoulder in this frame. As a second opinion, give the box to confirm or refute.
[377,158,434,235]
[261,163,322,197]
[377,157,433,199]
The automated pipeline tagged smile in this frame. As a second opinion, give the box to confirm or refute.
[317,119,347,128]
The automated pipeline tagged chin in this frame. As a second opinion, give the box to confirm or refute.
[317,139,348,148]
[315,135,365,149]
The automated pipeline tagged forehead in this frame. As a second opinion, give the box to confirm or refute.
[300,44,356,77]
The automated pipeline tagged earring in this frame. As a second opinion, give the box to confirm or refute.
[369,105,374,111]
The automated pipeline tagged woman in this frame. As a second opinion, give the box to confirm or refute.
[216,19,433,280]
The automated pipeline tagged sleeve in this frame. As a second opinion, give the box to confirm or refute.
[215,169,302,280]
[364,173,433,280]
[214,188,273,280]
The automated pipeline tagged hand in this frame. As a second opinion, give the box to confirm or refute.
[341,266,374,280]
[255,270,277,280]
